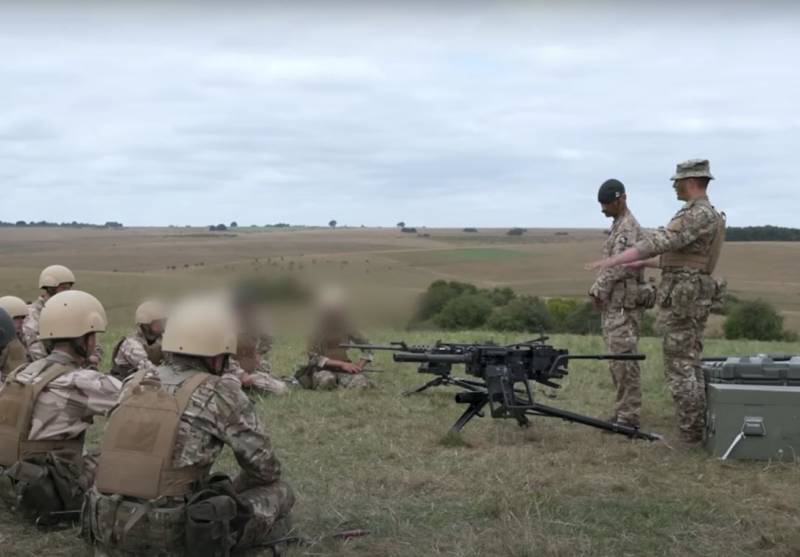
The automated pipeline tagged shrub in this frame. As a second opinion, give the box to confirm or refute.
[488,287,515,306]
[463,227,478,233]
[724,299,786,341]
[507,227,527,236]
[547,298,583,331]
[417,280,479,321]
[561,301,602,335]
[434,294,494,330]
[402,227,418,233]
[486,296,552,332]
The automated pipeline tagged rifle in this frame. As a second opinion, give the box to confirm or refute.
[347,336,661,441]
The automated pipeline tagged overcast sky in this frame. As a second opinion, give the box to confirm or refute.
[2,1,799,228]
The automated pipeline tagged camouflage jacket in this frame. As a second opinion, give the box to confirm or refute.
[307,318,374,369]
[6,351,121,441]
[589,210,644,303]
[635,196,720,264]
[0,338,29,382]
[22,296,47,361]
[112,329,160,377]
[22,295,104,364]
[121,356,283,488]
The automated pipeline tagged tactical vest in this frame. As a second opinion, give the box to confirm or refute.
[1,339,29,378]
[0,358,82,467]
[236,333,259,374]
[110,335,164,379]
[94,368,211,500]
[661,210,726,274]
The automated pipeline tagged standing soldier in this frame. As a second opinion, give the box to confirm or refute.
[109,300,167,379]
[586,159,725,443]
[588,179,652,429]
[0,290,121,526]
[295,289,374,390]
[85,298,295,555]
[0,296,30,379]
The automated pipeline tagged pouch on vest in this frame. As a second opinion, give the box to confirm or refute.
[94,370,211,500]
[0,360,77,467]
[636,280,658,310]
[185,493,238,557]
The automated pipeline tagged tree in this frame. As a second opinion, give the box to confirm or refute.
[434,294,493,330]
[724,300,786,341]
[486,296,552,332]
[329,220,337,229]
[397,221,406,228]
[230,221,238,228]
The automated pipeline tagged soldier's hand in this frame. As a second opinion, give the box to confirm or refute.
[584,259,607,271]
[88,354,101,368]
[341,362,361,374]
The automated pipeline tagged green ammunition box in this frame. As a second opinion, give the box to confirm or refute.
[704,356,800,461]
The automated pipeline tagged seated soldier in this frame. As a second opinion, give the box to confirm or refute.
[0,291,120,526]
[109,300,167,379]
[295,288,374,390]
[227,285,288,395]
[23,265,103,367]
[0,296,30,380]
[84,298,295,556]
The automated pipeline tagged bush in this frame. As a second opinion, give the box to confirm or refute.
[486,296,552,332]
[416,281,480,321]
[488,287,515,306]
[463,227,478,233]
[402,227,418,233]
[435,294,494,330]
[562,302,602,335]
[723,300,787,341]
[507,227,526,236]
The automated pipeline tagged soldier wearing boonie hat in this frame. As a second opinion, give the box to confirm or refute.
[586,159,726,444]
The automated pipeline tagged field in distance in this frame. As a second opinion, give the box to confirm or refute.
[1,226,798,332]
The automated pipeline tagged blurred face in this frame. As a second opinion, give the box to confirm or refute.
[13,316,24,334]
[150,319,166,335]
[56,282,74,294]
[600,196,624,218]
[673,179,689,201]
[85,333,97,356]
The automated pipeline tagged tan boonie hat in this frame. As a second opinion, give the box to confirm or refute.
[671,159,714,181]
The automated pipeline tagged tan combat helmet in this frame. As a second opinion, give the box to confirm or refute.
[0,296,28,319]
[39,290,107,341]
[162,298,237,357]
[135,300,168,325]
[39,265,76,289]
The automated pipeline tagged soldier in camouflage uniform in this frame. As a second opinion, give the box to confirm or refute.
[0,296,30,379]
[109,300,167,379]
[588,179,650,428]
[296,289,374,390]
[23,265,103,366]
[587,160,725,443]
[227,287,288,395]
[0,291,121,525]
[85,298,294,555]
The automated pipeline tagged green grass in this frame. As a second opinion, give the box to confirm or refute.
[3,330,800,556]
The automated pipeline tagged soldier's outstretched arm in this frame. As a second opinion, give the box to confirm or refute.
[585,246,645,271]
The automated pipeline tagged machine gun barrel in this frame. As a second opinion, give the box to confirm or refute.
[393,352,469,365]
[702,354,796,362]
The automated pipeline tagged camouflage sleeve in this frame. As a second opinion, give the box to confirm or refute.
[348,329,373,362]
[306,334,328,368]
[117,338,158,374]
[215,375,282,487]
[635,207,717,257]
[70,369,123,418]
[226,357,247,379]
[589,228,638,301]
[22,316,47,361]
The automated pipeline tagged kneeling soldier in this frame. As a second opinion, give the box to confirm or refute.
[85,298,295,556]
[0,296,30,380]
[110,300,167,379]
[0,290,120,526]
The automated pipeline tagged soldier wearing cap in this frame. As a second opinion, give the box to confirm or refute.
[588,179,649,429]
[587,159,726,443]
[0,296,30,379]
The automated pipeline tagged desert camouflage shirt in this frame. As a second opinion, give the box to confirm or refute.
[113,329,159,375]
[635,196,720,261]
[22,296,47,361]
[121,356,282,488]
[7,351,121,441]
[589,210,644,302]
[307,317,374,369]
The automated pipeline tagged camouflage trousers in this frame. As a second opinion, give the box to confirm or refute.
[236,480,295,549]
[658,271,715,442]
[602,307,642,426]
[312,370,373,390]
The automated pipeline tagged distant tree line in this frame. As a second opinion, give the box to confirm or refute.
[726,226,800,242]
[0,220,122,228]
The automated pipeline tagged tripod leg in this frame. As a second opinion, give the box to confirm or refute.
[402,376,444,397]
[450,400,488,433]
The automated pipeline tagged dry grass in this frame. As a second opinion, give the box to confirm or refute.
[2,331,800,556]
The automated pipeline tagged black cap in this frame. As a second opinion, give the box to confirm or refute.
[598,179,625,204]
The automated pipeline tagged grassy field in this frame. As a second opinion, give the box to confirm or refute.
[2,226,800,555]
[2,330,800,556]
